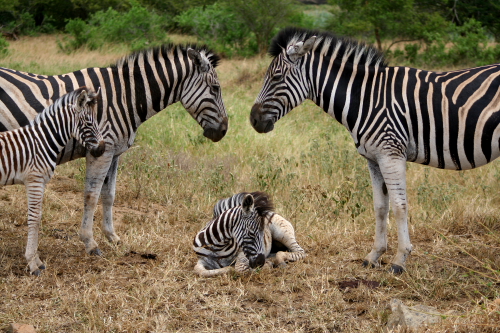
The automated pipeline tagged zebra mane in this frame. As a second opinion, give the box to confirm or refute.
[112,44,221,69]
[246,191,274,217]
[269,27,387,68]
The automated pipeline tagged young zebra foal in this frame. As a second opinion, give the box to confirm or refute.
[193,192,306,277]
[0,87,105,275]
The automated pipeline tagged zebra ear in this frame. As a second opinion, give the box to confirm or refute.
[76,89,89,112]
[286,36,317,62]
[188,48,210,73]
[241,194,255,214]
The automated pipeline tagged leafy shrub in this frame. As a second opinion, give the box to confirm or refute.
[389,19,500,68]
[174,3,255,57]
[0,36,9,58]
[59,2,169,53]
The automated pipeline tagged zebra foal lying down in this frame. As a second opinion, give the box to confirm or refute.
[0,87,104,275]
[193,192,306,277]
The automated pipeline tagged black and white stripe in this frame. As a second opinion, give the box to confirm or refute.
[193,192,273,273]
[0,87,104,275]
[0,44,228,256]
[250,27,500,273]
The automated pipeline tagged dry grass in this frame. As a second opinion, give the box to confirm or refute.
[0,35,499,333]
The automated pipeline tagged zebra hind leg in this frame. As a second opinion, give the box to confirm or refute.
[100,155,121,244]
[267,213,307,268]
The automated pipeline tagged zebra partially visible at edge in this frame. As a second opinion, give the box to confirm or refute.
[250,27,500,273]
[194,192,306,277]
[0,87,104,275]
[0,44,228,257]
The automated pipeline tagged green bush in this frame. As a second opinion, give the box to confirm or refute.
[59,2,169,53]
[174,3,255,57]
[0,35,9,58]
[389,19,500,68]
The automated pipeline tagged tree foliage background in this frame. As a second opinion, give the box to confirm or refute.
[0,0,498,65]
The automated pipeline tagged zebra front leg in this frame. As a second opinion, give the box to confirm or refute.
[80,151,115,256]
[100,155,121,244]
[193,260,235,277]
[25,180,47,276]
[377,157,412,274]
[363,159,390,268]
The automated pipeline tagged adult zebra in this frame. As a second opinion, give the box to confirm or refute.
[250,27,500,273]
[0,44,228,256]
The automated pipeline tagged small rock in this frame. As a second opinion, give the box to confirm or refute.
[387,298,443,331]
[7,323,36,333]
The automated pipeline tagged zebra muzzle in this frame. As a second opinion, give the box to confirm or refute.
[249,253,266,269]
[250,103,275,133]
[89,140,106,158]
[203,117,228,142]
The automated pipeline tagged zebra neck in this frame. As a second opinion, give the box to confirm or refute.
[307,57,384,132]
[31,111,72,155]
[115,53,191,129]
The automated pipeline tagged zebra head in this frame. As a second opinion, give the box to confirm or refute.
[251,30,317,133]
[73,87,106,158]
[237,193,270,269]
[182,48,228,143]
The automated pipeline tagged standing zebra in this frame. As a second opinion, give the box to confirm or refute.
[193,192,272,277]
[0,44,228,256]
[250,27,500,273]
[194,192,306,277]
[1,87,104,275]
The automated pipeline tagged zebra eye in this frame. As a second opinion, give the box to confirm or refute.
[273,74,283,81]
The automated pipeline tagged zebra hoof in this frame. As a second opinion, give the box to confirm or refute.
[89,248,103,256]
[362,260,376,268]
[39,264,46,270]
[389,264,405,274]
[277,262,287,268]
[31,269,42,277]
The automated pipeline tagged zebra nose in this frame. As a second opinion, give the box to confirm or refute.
[89,140,106,158]
[250,103,274,133]
[203,116,228,142]
[249,253,266,269]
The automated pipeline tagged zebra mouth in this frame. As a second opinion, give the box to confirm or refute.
[203,118,228,142]
[88,141,106,158]
[250,103,275,133]
[251,117,275,134]
[249,253,266,269]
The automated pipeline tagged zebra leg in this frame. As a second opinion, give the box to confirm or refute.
[80,151,115,255]
[25,180,47,276]
[269,214,306,253]
[100,155,121,244]
[193,260,234,277]
[377,157,412,274]
[363,159,390,268]
[268,214,306,267]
